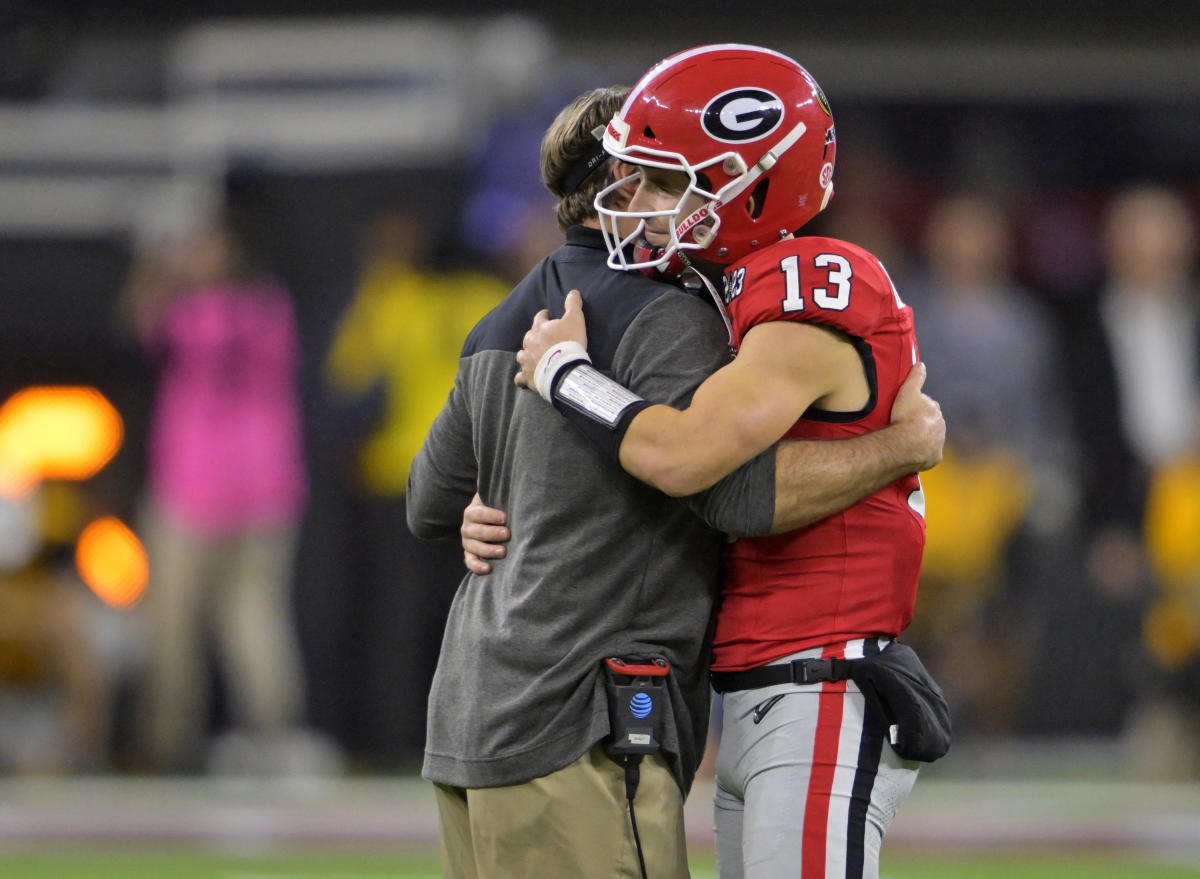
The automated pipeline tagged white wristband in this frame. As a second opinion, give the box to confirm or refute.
[534,340,591,402]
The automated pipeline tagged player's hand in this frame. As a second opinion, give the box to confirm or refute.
[461,492,510,575]
[515,289,589,389]
[889,362,944,471]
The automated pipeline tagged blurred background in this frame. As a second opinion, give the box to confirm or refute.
[1,0,1199,871]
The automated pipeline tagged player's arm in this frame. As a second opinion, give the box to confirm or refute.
[617,319,855,496]
[516,288,942,528]
[465,366,942,562]
[517,290,858,497]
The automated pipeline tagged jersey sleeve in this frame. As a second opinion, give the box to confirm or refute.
[722,237,902,347]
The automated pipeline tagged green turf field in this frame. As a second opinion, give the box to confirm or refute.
[1,848,1199,878]
[878,851,1200,879]
[2,774,1197,877]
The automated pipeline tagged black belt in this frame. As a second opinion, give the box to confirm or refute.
[710,657,857,693]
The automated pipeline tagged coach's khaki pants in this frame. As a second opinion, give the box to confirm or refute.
[433,744,690,878]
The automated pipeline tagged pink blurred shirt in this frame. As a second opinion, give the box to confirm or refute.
[146,283,308,536]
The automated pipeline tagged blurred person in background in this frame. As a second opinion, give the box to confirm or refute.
[0,483,121,772]
[1029,184,1198,744]
[1080,184,1198,775]
[1094,186,1199,476]
[899,192,1069,735]
[1142,442,1200,778]
[121,211,317,775]
[321,207,508,767]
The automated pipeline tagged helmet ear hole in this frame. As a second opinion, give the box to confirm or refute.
[747,178,770,220]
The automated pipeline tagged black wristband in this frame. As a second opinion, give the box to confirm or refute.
[560,397,653,462]
[550,361,653,462]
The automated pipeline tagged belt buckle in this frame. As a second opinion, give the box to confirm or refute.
[791,658,829,684]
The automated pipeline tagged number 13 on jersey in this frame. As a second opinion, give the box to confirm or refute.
[725,256,850,309]
[780,253,853,312]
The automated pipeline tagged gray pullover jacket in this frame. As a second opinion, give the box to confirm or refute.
[407,226,775,795]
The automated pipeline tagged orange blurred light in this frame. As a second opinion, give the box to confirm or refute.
[0,386,124,496]
[75,516,148,609]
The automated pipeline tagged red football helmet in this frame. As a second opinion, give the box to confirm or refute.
[596,44,836,275]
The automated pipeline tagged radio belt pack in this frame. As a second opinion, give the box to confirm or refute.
[603,655,669,757]
[602,655,670,879]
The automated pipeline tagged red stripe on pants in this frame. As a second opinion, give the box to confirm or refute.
[802,656,847,878]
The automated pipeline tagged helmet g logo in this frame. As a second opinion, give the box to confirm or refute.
[702,88,784,143]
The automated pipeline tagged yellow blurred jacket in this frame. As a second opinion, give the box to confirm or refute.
[1143,457,1200,669]
[919,445,1030,586]
[324,261,507,495]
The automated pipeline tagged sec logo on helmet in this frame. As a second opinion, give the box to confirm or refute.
[702,88,784,143]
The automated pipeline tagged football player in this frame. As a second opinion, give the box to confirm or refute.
[516,44,934,879]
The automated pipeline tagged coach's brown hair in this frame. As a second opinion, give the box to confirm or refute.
[540,86,629,232]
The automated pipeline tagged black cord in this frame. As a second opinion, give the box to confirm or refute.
[623,755,649,879]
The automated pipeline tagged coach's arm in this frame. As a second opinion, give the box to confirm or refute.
[407,371,478,540]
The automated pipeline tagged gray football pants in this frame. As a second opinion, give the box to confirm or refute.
[713,639,919,879]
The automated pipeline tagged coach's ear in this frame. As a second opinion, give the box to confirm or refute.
[613,161,638,181]
[614,162,642,190]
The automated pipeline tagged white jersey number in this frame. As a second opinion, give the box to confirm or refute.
[779,253,853,313]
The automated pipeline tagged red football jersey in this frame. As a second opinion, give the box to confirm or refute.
[711,236,926,671]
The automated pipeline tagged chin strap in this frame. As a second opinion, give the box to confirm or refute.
[633,239,689,281]
[683,263,734,350]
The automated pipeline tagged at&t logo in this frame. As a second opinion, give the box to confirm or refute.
[630,692,654,719]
